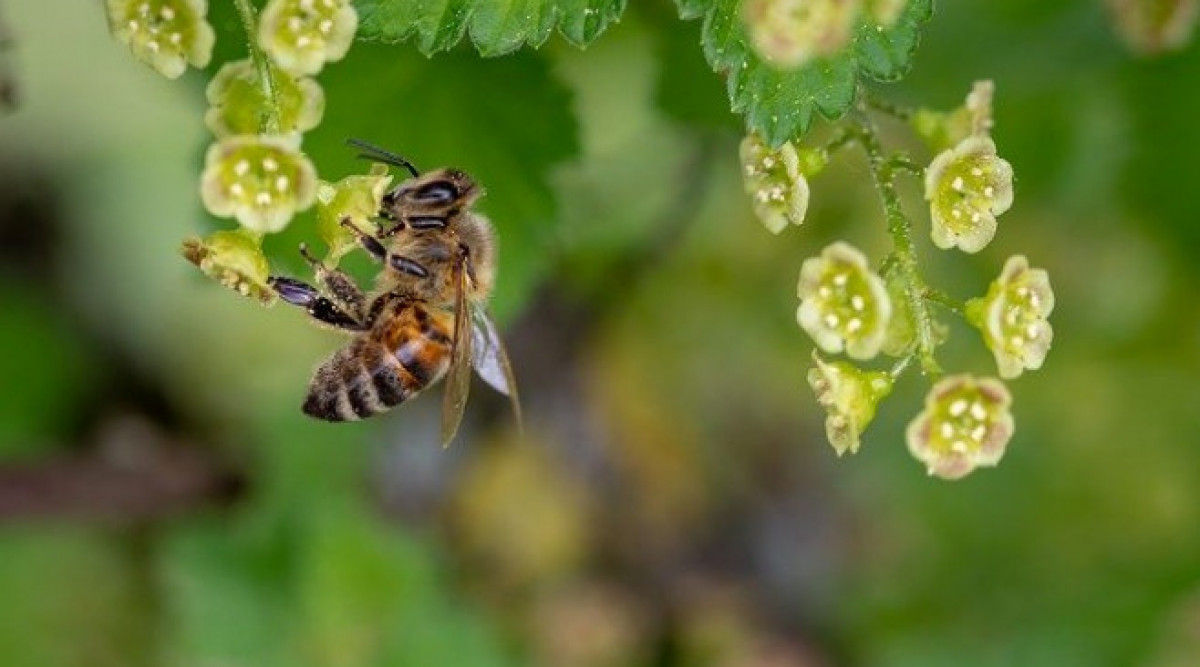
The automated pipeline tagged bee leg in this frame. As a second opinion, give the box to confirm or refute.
[299,243,366,319]
[388,254,429,278]
[268,276,366,331]
[339,217,388,262]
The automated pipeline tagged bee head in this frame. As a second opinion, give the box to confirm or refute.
[380,169,481,224]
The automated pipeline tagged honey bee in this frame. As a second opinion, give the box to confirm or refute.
[268,140,521,445]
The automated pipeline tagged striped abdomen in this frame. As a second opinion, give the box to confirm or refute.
[303,302,453,422]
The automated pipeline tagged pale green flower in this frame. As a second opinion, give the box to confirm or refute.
[797,242,892,359]
[906,375,1015,480]
[912,80,996,153]
[924,136,1014,253]
[807,353,893,455]
[181,229,275,304]
[739,133,810,234]
[204,59,325,137]
[200,135,317,234]
[967,255,1055,379]
[742,0,860,68]
[316,164,394,262]
[259,0,358,76]
[106,0,214,79]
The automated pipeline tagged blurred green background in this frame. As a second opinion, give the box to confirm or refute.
[1,1,1199,665]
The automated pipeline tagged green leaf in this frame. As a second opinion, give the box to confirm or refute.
[677,0,933,145]
[354,0,627,56]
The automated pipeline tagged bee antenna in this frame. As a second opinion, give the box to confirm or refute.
[346,138,420,178]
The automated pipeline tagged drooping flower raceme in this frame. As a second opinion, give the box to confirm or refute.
[259,0,358,76]
[912,80,996,154]
[807,353,893,455]
[742,0,860,68]
[316,164,394,262]
[739,134,811,234]
[181,229,275,304]
[200,135,317,234]
[205,59,325,137]
[906,375,1014,480]
[797,242,892,359]
[924,136,1014,253]
[106,0,215,79]
[966,255,1055,379]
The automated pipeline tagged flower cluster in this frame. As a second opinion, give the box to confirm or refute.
[753,81,1053,480]
[106,0,215,79]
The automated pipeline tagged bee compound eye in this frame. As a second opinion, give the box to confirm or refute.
[413,181,459,204]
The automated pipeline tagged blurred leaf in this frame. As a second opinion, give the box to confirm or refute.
[675,0,933,145]
[0,288,94,453]
[355,0,628,56]
[295,44,578,321]
[0,528,148,667]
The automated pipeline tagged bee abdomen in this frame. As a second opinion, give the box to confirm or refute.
[303,342,425,422]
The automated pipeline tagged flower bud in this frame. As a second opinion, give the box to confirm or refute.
[807,353,893,455]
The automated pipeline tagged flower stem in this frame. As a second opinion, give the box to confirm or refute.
[851,113,942,376]
[233,0,281,134]
[923,287,965,316]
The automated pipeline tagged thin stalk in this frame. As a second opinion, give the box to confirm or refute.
[233,0,281,134]
[852,114,942,376]
[923,288,965,316]
[863,91,915,122]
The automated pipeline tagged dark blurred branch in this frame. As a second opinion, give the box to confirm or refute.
[0,416,242,522]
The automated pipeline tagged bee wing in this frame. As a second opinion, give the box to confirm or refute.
[440,254,473,448]
[470,306,523,433]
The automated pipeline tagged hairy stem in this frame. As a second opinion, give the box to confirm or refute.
[233,0,281,134]
[852,114,941,376]
[923,287,965,316]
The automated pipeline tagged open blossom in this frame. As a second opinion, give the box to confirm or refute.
[181,229,275,304]
[797,242,892,359]
[742,0,860,68]
[106,0,215,79]
[200,135,317,234]
[967,255,1055,379]
[205,59,325,137]
[316,164,393,262]
[906,375,1015,480]
[259,0,358,76]
[807,353,893,455]
[924,136,1014,253]
[740,134,810,234]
